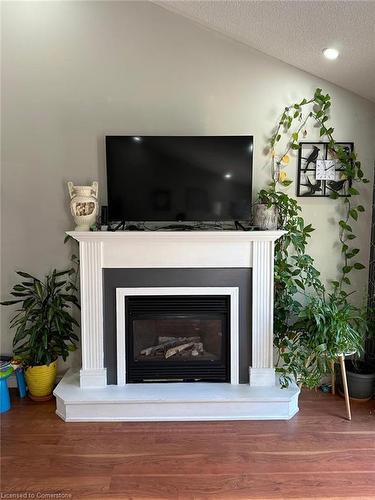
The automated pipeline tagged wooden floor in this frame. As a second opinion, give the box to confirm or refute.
[1,389,374,499]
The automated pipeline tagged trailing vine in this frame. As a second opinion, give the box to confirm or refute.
[268,88,368,295]
[257,188,327,387]
[259,88,369,387]
[258,189,323,332]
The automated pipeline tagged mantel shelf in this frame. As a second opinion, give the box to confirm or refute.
[66,230,286,243]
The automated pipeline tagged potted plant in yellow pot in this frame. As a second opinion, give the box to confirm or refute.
[1,269,79,401]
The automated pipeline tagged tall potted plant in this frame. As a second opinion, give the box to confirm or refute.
[1,269,79,400]
[277,293,367,389]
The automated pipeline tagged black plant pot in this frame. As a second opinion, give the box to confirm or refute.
[338,360,375,400]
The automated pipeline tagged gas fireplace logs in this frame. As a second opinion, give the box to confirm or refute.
[165,342,194,358]
[140,336,206,359]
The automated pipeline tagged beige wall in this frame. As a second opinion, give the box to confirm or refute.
[1,1,375,369]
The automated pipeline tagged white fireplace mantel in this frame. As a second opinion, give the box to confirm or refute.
[66,230,285,389]
[54,229,301,421]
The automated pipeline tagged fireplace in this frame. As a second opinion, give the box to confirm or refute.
[126,295,230,383]
[54,231,301,422]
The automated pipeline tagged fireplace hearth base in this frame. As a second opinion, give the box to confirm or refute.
[54,370,299,422]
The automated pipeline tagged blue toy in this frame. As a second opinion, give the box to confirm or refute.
[0,360,27,413]
[0,367,14,413]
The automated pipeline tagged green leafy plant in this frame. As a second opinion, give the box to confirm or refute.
[261,88,369,388]
[257,188,324,349]
[1,269,80,367]
[276,294,367,388]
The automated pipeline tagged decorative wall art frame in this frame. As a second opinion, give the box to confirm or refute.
[296,142,354,197]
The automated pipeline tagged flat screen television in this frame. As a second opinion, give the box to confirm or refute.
[105,135,253,222]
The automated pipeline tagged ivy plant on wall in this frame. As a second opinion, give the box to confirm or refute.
[260,88,369,388]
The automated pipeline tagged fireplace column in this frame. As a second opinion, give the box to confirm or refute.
[79,240,107,388]
[250,240,276,386]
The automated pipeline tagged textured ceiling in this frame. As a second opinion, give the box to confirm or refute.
[155,0,375,102]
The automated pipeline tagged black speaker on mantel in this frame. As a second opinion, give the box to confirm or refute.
[101,205,108,226]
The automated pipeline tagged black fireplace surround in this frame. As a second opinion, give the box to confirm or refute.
[126,295,230,383]
[103,268,252,384]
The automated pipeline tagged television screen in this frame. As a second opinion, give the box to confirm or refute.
[105,136,253,222]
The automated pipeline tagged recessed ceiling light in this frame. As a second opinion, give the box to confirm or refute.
[323,48,339,60]
[224,173,232,179]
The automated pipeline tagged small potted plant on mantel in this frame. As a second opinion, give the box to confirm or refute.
[253,189,279,230]
[1,269,79,401]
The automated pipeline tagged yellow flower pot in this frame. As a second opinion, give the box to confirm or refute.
[25,360,57,400]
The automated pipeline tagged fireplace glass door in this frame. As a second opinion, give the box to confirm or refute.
[125,296,230,383]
